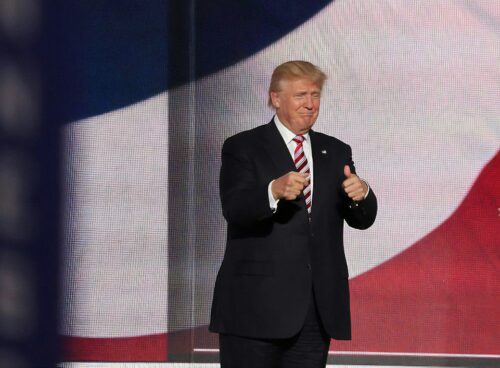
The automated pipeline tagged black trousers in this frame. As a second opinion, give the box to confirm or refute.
[219,296,330,368]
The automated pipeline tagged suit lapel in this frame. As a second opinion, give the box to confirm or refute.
[262,120,297,174]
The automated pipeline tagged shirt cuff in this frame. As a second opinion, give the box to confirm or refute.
[268,180,279,212]
[360,179,370,199]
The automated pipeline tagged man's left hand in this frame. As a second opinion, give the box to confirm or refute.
[342,165,367,202]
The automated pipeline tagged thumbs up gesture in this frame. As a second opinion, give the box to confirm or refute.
[342,165,368,202]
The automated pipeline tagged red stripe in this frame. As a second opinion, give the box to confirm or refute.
[331,151,500,354]
[62,333,168,362]
[297,162,308,172]
[294,151,305,162]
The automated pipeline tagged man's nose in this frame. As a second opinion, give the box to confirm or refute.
[304,95,313,109]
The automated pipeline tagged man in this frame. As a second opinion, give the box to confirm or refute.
[210,60,377,367]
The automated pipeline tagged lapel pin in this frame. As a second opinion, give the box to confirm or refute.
[321,150,327,154]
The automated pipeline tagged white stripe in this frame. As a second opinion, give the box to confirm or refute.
[59,363,474,368]
[294,155,306,168]
[193,348,500,358]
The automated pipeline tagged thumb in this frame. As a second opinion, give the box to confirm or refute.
[344,165,352,178]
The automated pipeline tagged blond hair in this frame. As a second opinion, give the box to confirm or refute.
[268,60,327,107]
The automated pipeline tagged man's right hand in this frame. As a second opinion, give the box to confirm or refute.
[271,172,309,200]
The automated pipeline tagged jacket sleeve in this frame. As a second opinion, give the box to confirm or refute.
[219,137,275,226]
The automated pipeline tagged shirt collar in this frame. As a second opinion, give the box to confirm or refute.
[273,115,310,144]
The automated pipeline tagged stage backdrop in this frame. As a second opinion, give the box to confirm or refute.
[58,1,499,366]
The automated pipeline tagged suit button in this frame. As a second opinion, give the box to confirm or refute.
[307,263,311,270]
[310,232,314,237]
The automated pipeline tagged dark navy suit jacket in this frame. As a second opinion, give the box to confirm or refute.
[210,120,377,340]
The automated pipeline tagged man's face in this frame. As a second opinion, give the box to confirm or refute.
[270,78,321,135]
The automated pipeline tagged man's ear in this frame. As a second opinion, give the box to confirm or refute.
[270,91,280,108]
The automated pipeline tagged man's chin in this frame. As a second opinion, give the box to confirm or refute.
[300,117,317,129]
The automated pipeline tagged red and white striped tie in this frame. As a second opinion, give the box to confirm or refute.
[293,135,312,215]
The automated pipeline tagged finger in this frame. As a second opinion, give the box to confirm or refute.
[282,171,301,181]
[290,171,309,182]
[345,184,363,196]
[344,184,363,199]
[344,165,352,178]
[290,183,307,194]
[284,189,301,200]
[283,172,300,184]
[342,175,360,189]
[348,185,365,199]
[344,178,362,189]
[292,175,309,186]
[286,182,304,195]
[349,189,364,199]
[289,171,308,177]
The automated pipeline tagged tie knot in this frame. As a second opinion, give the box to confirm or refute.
[293,135,305,144]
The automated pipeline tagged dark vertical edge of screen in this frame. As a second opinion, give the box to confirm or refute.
[15,2,62,366]
[44,1,71,365]
[167,0,197,362]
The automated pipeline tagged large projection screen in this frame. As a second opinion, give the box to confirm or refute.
[60,1,499,366]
